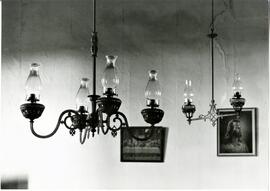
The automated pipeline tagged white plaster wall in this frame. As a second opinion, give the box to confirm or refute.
[1,0,268,189]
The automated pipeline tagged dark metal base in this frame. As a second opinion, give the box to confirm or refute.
[182,103,196,125]
[207,33,217,38]
[86,112,99,130]
[141,108,164,126]
[72,114,88,132]
[230,97,245,112]
[20,103,45,121]
[182,104,196,114]
[97,97,122,115]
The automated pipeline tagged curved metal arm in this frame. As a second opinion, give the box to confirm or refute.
[111,112,154,141]
[106,112,129,129]
[30,109,79,139]
[105,111,129,137]
[104,111,155,141]
[101,126,110,135]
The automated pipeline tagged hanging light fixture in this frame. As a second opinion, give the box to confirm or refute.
[20,0,164,143]
[182,0,246,126]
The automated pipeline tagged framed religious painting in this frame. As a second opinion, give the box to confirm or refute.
[120,127,168,162]
[217,108,258,156]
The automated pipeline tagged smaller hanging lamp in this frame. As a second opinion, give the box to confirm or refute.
[181,0,246,126]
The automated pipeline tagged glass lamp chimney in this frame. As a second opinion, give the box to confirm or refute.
[76,78,90,111]
[101,55,119,95]
[145,70,161,107]
[183,80,194,104]
[232,73,243,97]
[25,63,42,102]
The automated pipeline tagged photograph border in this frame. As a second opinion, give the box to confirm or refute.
[217,108,258,157]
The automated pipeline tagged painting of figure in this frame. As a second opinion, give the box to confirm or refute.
[217,108,257,156]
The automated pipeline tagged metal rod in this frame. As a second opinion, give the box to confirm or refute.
[212,0,214,28]
[93,53,96,96]
[93,0,96,32]
[88,0,99,135]
[211,31,214,101]
[92,0,96,96]
[211,0,214,102]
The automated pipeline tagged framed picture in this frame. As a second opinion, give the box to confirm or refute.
[120,126,168,162]
[217,108,258,156]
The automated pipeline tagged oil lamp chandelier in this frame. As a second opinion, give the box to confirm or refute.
[181,0,246,126]
[20,0,164,144]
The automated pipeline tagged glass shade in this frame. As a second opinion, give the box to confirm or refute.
[183,80,194,104]
[145,70,161,107]
[75,78,90,111]
[101,55,119,95]
[232,73,243,96]
[25,63,42,101]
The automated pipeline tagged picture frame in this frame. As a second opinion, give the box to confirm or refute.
[217,108,258,156]
[120,126,168,162]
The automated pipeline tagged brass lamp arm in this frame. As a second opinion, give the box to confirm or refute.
[30,109,79,139]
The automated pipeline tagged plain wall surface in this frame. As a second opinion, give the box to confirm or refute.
[1,0,268,189]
